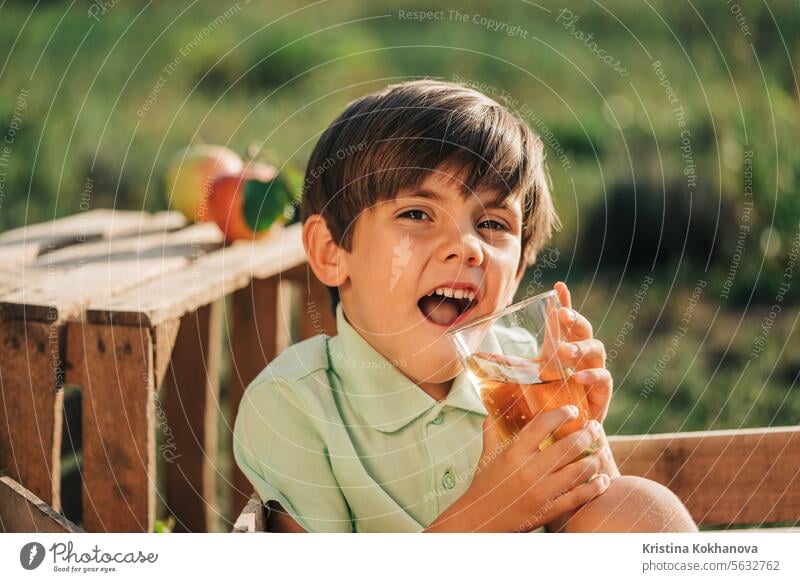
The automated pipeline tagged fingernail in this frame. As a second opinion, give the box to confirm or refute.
[563,343,578,357]
[566,309,576,321]
[566,405,579,417]
[603,446,612,459]
[600,474,610,487]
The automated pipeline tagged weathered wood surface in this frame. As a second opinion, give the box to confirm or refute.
[2,210,348,532]
[0,222,223,322]
[0,217,223,517]
[0,475,83,533]
[0,320,65,510]
[610,426,800,528]
[86,223,305,328]
[64,322,157,532]
[0,209,185,269]
[163,301,223,532]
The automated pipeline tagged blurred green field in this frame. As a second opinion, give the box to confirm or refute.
[1,0,798,443]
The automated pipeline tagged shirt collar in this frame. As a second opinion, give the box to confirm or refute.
[327,303,488,433]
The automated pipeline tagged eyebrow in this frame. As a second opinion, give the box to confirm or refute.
[409,188,522,219]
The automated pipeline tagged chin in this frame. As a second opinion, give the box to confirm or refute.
[413,346,463,384]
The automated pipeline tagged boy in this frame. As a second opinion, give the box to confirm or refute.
[233,79,697,533]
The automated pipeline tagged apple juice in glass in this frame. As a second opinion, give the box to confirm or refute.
[448,290,600,456]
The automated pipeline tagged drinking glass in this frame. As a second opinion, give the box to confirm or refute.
[448,289,600,457]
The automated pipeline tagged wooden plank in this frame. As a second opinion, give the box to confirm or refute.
[609,426,800,527]
[0,270,21,295]
[153,318,180,391]
[64,322,156,532]
[284,264,337,339]
[227,277,289,522]
[0,476,83,533]
[0,222,223,322]
[0,320,64,511]
[0,210,185,269]
[231,493,267,533]
[87,223,306,328]
[163,301,223,532]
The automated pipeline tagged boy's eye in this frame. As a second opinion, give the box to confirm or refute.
[399,209,430,221]
[478,219,509,231]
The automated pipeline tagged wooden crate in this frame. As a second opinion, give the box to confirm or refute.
[0,475,82,533]
[0,209,335,532]
[233,427,800,532]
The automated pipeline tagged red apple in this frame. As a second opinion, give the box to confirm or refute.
[208,162,278,242]
[165,145,243,222]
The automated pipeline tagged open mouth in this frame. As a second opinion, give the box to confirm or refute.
[417,286,479,328]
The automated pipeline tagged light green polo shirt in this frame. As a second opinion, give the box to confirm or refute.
[233,302,544,532]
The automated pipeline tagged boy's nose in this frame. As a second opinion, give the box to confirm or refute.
[439,224,484,266]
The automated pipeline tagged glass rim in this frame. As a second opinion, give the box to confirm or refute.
[446,288,559,338]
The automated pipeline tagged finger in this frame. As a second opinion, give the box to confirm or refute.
[549,471,611,515]
[539,420,602,472]
[574,368,613,387]
[576,369,613,418]
[515,404,581,453]
[553,443,609,488]
[554,281,571,309]
[558,307,593,341]
[577,369,613,402]
[559,339,606,368]
[539,295,563,378]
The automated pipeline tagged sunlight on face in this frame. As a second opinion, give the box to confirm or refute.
[339,165,524,388]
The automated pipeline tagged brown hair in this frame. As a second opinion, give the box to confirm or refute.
[300,79,560,311]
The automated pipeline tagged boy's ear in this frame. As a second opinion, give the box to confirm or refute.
[302,214,349,288]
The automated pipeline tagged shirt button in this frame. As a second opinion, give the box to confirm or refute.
[432,412,444,425]
[442,469,455,490]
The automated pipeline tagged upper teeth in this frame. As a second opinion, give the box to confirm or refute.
[429,287,476,301]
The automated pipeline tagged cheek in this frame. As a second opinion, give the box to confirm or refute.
[486,244,522,303]
[386,236,426,284]
[354,240,422,306]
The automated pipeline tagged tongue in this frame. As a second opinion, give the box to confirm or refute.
[418,295,462,326]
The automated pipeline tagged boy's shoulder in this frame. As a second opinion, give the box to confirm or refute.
[238,334,336,433]
[249,333,332,389]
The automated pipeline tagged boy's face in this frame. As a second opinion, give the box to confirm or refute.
[339,164,525,386]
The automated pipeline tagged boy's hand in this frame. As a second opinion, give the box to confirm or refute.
[424,406,613,533]
[554,282,613,423]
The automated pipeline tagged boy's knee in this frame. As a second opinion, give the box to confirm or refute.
[564,475,698,532]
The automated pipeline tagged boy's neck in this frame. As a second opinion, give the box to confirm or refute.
[339,303,454,402]
[417,378,454,402]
